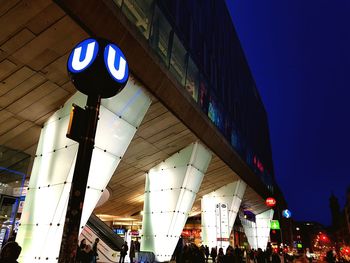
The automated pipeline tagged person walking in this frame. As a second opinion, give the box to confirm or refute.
[217,247,224,263]
[92,238,99,263]
[210,247,217,263]
[119,241,128,263]
[129,240,135,263]
[80,244,94,263]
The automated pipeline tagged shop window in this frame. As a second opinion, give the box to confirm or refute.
[121,0,154,39]
[169,34,187,86]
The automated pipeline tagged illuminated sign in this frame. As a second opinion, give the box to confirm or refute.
[270,220,280,230]
[67,38,129,98]
[67,38,99,73]
[253,155,264,173]
[266,197,276,207]
[115,229,125,235]
[282,209,292,218]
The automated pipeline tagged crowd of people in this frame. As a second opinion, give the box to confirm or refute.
[171,243,350,263]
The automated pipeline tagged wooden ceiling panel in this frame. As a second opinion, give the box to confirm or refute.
[12,15,87,69]
[26,3,65,35]
[16,86,69,121]
[41,53,70,86]
[0,29,35,55]
[0,0,51,44]
[0,59,17,79]
[0,0,21,17]
[137,111,179,139]
[0,112,21,136]
[0,121,34,146]
[4,125,41,150]
[0,67,35,97]
[6,81,57,114]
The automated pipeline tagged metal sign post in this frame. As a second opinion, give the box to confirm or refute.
[58,38,129,262]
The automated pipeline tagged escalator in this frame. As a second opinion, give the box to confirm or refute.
[80,213,124,263]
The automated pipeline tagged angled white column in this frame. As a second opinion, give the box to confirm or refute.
[141,142,212,262]
[256,209,274,250]
[240,209,274,250]
[240,216,258,250]
[16,76,151,263]
[201,180,246,250]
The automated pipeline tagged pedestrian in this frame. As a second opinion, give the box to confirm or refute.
[134,238,140,252]
[217,247,224,263]
[249,249,256,263]
[256,248,265,263]
[205,245,209,262]
[210,247,217,263]
[271,251,281,263]
[80,244,94,263]
[92,238,99,263]
[129,240,135,263]
[119,241,128,263]
[0,241,22,263]
[77,239,87,263]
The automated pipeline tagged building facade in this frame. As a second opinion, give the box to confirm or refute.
[0,0,288,262]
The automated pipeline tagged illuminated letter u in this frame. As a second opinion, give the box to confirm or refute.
[71,41,97,72]
[104,44,128,83]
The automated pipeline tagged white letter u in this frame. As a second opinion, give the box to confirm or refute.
[71,42,96,71]
[106,45,127,81]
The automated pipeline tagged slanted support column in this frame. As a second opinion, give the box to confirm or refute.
[240,216,258,250]
[141,142,212,262]
[16,78,150,263]
[256,209,274,250]
[241,209,274,250]
[201,180,246,251]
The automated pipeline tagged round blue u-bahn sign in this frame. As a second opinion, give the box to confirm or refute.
[67,38,129,98]
[282,209,292,218]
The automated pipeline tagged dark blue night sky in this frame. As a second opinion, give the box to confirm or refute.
[226,0,350,226]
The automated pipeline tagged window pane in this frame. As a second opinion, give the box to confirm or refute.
[149,7,172,65]
[170,34,187,86]
[121,0,154,39]
[185,57,199,101]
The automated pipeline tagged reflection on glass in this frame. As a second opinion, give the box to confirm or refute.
[185,57,199,101]
[199,78,209,114]
[149,6,172,65]
[121,0,154,38]
[170,34,187,86]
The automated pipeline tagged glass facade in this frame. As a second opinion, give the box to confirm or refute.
[117,0,274,191]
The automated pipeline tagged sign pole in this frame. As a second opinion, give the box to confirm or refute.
[58,94,101,263]
[58,37,129,262]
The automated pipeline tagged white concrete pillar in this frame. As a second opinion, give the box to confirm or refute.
[241,209,274,250]
[256,209,274,250]
[201,180,246,250]
[141,142,212,262]
[16,77,151,263]
[240,216,258,250]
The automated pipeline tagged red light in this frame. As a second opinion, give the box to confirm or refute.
[266,197,276,207]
